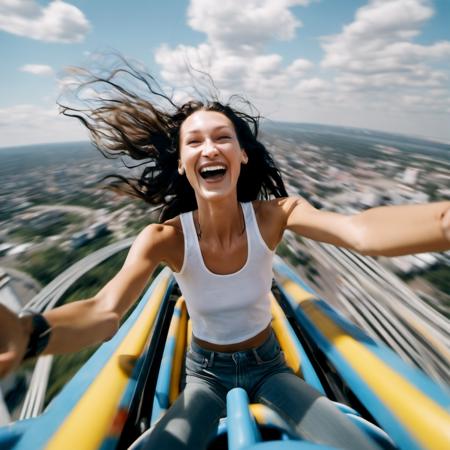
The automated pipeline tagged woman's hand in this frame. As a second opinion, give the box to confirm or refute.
[0,305,30,378]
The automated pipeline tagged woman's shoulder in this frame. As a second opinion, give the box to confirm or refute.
[138,217,183,241]
[136,217,184,271]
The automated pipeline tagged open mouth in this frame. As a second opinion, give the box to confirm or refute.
[199,165,227,181]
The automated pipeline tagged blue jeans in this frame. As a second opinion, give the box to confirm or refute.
[135,330,379,449]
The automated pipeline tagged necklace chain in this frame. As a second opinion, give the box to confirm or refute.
[195,206,246,240]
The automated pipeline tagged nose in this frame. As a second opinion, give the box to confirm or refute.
[202,139,219,157]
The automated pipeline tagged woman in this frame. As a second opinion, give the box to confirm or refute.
[1,62,449,449]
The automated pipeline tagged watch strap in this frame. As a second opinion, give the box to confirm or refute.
[23,313,52,360]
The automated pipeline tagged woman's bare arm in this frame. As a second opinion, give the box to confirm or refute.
[351,201,450,256]
[280,197,365,252]
[42,223,172,353]
[280,197,450,256]
[0,223,172,376]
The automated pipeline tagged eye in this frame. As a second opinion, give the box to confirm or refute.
[217,135,231,141]
[187,139,200,145]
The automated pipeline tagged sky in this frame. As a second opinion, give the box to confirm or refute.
[0,0,449,148]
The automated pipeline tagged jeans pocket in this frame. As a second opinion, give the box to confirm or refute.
[186,350,207,372]
[254,340,282,365]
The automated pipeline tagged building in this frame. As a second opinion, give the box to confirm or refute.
[402,167,419,185]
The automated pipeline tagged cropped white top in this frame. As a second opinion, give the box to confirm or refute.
[172,201,275,345]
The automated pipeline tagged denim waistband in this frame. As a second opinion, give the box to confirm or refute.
[190,328,277,360]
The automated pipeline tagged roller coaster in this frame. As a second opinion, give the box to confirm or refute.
[1,255,449,449]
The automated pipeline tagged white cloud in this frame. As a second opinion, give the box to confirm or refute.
[318,0,450,120]
[187,0,311,50]
[286,58,314,77]
[321,0,449,78]
[155,0,315,102]
[0,104,88,147]
[0,0,90,43]
[341,0,432,41]
[295,77,329,93]
[20,64,54,76]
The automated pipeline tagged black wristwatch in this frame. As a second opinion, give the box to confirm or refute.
[19,310,52,360]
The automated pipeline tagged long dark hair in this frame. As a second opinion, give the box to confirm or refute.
[59,57,287,221]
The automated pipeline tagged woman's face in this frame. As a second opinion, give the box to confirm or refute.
[179,110,248,202]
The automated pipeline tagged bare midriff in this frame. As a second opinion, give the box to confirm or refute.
[192,322,272,352]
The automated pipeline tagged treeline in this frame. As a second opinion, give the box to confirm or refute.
[20,233,114,286]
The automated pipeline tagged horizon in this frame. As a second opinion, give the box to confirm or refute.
[1,119,450,152]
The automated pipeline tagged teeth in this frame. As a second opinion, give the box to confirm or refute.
[200,165,226,173]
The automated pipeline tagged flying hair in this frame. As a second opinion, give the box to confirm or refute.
[58,54,287,221]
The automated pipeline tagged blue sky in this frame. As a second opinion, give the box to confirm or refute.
[0,0,449,147]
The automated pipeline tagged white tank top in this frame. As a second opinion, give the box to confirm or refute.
[173,201,274,345]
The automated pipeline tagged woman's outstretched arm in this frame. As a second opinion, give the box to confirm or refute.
[0,223,170,378]
[280,197,450,256]
[350,201,450,256]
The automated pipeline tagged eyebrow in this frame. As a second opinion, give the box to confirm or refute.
[184,125,232,136]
